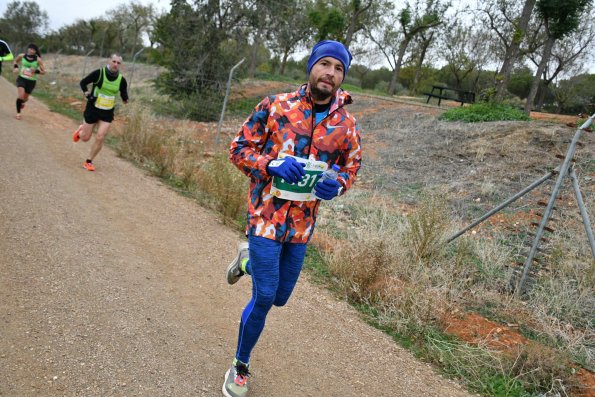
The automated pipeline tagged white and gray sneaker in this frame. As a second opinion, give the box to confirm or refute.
[222,360,250,397]
[226,242,249,285]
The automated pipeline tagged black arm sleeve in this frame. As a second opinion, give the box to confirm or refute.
[79,69,101,93]
[119,77,129,102]
[0,40,11,57]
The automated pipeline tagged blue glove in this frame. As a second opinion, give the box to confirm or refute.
[314,178,342,200]
[267,157,306,184]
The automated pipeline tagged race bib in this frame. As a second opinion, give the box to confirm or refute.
[22,68,34,77]
[270,154,328,201]
[95,93,116,110]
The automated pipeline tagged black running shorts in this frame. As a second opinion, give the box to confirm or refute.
[16,76,36,94]
[83,101,114,123]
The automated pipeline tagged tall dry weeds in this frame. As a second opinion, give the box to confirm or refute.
[403,193,450,262]
[116,103,177,176]
[114,103,247,225]
[194,154,247,225]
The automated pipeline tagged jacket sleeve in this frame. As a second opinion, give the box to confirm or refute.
[119,77,129,101]
[337,119,362,194]
[80,69,100,93]
[229,96,274,180]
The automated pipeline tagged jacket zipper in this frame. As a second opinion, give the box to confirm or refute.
[282,100,339,242]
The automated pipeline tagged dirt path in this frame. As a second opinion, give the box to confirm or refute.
[0,77,472,397]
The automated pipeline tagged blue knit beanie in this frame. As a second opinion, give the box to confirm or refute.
[306,40,353,80]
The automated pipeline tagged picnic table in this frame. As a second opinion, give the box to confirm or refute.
[423,85,476,106]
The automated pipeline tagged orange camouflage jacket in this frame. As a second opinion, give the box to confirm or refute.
[229,83,362,243]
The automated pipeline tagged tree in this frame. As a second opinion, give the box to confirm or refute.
[0,0,49,49]
[523,0,590,112]
[481,0,538,101]
[151,0,253,120]
[553,73,595,114]
[526,15,595,110]
[408,27,437,95]
[350,63,370,88]
[264,0,313,75]
[507,66,534,99]
[309,0,386,48]
[367,0,447,95]
[309,1,345,42]
[344,0,374,47]
[110,2,155,59]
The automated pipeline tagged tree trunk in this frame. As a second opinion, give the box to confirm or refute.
[410,38,431,96]
[344,12,356,48]
[535,81,549,111]
[388,39,409,95]
[524,35,555,113]
[279,49,289,75]
[248,34,260,78]
[344,0,372,48]
[495,0,537,101]
[472,68,483,93]
[99,29,107,58]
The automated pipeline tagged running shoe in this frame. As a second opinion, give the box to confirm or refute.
[72,125,82,142]
[226,242,249,285]
[15,114,21,120]
[222,360,250,397]
[83,162,95,171]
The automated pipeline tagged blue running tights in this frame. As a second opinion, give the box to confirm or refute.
[235,235,307,364]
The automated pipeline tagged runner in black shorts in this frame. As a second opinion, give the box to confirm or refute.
[13,43,45,120]
[72,53,129,171]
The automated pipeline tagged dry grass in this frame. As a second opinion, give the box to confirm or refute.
[111,102,247,225]
[194,153,247,224]
[317,189,592,392]
[30,57,594,394]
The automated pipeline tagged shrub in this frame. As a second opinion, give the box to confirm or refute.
[439,103,531,123]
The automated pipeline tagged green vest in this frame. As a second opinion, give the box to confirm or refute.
[93,67,122,110]
[19,56,38,81]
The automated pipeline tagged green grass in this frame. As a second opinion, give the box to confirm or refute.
[353,301,538,396]
[0,72,84,121]
[32,89,82,120]
[226,96,261,117]
[439,103,531,123]
[302,245,332,284]
[253,71,302,84]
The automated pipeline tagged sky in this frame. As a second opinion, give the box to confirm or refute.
[1,0,593,74]
[0,0,170,31]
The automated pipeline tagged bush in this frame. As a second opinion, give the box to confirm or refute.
[439,103,531,123]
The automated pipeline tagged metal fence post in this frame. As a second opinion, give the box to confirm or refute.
[52,49,63,74]
[214,58,245,149]
[446,169,558,244]
[82,49,95,78]
[128,47,146,92]
[569,166,595,258]
[516,113,595,295]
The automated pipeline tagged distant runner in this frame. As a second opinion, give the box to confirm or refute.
[13,43,44,120]
[0,39,14,74]
[72,53,128,171]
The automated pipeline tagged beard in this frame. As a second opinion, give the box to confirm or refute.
[310,82,334,102]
